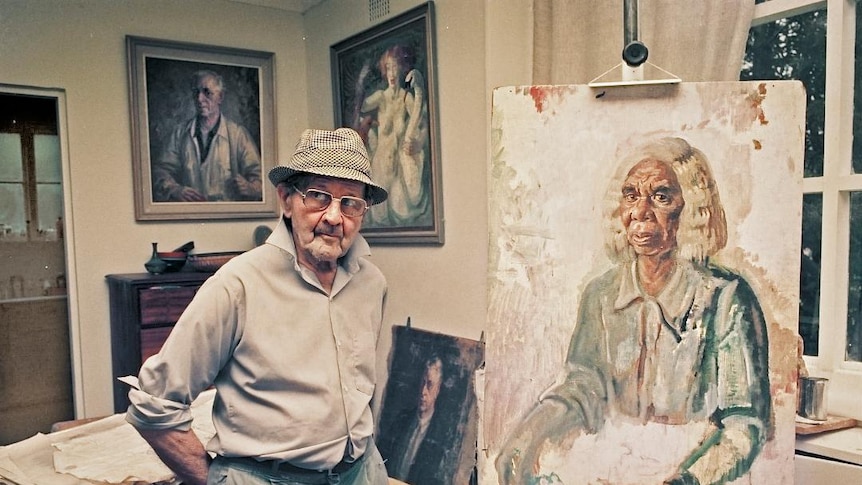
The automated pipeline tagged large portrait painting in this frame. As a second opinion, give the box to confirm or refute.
[377,325,484,485]
[482,82,805,485]
[331,2,443,245]
[127,36,277,220]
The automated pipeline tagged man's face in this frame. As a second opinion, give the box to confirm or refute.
[418,360,443,416]
[619,158,685,258]
[192,75,223,118]
[280,176,366,269]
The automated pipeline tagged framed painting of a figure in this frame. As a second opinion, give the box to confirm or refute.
[377,325,484,485]
[127,36,277,221]
[482,81,805,484]
[330,2,444,245]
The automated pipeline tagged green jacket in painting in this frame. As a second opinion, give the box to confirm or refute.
[543,259,771,484]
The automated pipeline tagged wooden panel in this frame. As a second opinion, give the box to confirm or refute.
[0,298,73,445]
[796,415,858,435]
[140,326,175,363]
[139,286,198,326]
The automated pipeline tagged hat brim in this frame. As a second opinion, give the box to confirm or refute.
[268,153,388,205]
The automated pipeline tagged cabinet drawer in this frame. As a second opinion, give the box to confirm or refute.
[141,326,175,363]
[139,286,198,326]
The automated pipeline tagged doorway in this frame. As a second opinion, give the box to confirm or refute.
[0,88,76,444]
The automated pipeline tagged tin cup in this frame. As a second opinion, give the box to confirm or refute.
[798,376,829,421]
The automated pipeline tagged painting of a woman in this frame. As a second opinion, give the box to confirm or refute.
[353,44,431,228]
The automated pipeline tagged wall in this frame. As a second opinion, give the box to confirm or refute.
[0,0,309,417]
[0,0,532,418]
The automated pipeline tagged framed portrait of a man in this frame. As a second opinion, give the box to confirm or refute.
[330,2,443,245]
[127,36,277,221]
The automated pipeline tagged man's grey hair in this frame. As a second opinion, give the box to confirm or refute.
[191,69,225,94]
[602,137,728,263]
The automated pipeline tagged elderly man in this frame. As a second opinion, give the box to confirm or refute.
[127,128,390,485]
[495,137,771,485]
[152,69,262,202]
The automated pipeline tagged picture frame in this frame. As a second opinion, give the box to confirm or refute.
[127,36,278,221]
[331,2,444,244]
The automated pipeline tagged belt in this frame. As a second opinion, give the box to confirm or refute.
[222,453,363,481]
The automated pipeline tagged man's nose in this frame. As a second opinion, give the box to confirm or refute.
[631,196,655,220]
[322,200,344,223]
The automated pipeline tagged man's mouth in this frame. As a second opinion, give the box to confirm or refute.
[630,232,656,245]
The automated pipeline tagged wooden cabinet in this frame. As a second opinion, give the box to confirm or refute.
[106,272,211,413]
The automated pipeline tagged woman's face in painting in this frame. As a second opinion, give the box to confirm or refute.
[619,158,685,259]
[384,57,401,87]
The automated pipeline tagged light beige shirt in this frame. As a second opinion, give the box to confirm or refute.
[126,217,387,470]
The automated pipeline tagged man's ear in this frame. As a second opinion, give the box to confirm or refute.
[277,185,293,218]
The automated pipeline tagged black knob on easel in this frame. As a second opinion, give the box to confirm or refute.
[622,41,649,67]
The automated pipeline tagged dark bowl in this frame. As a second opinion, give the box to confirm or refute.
[157,251,188,272]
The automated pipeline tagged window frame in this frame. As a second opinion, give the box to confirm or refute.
[0,102,60,242]
[752,0,862,419]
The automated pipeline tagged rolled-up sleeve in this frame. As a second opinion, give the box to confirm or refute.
[126,273,240,430]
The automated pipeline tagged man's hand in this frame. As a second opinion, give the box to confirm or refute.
[177,187,207,202]
[227,175,261,199]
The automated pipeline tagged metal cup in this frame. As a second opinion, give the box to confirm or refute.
[798,376,829,421]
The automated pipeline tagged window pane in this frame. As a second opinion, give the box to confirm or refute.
[852,4,862,173]
[800,193,822,356]
[847,193,862,361]
[741,9,827,177]
[36,183,62,236]
[0,133,23,182]
[34,134,61,183]
[0,183,26,238]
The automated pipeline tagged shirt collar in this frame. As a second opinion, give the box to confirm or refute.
[614,259,698,324]
[189,114,225,137]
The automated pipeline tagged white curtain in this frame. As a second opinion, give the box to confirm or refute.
[533,0,756,85]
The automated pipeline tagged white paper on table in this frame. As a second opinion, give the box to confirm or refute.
[51,389,216,483]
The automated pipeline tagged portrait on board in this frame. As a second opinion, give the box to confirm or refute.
[483,81,805,485]
[377,325,484,485]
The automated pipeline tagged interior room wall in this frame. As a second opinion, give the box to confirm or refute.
[0,0,309,417]
[0,0,532,419]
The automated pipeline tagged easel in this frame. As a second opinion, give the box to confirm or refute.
[588,0,680,87]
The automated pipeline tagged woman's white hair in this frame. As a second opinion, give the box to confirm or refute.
[602,137,728,263]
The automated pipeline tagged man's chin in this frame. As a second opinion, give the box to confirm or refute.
[308,242,344,263]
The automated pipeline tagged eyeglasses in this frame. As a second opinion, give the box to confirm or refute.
[294,187,369,218]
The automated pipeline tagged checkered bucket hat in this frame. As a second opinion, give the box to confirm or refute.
[268,128,388,205]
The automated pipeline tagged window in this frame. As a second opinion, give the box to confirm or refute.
[742,0,861,419]
[0,94,62,241]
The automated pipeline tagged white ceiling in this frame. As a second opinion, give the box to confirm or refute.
[229,0,324,13]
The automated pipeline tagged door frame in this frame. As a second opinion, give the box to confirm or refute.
[1,84,84,416]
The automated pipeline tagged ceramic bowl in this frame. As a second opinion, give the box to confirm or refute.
[157,251,188,272]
